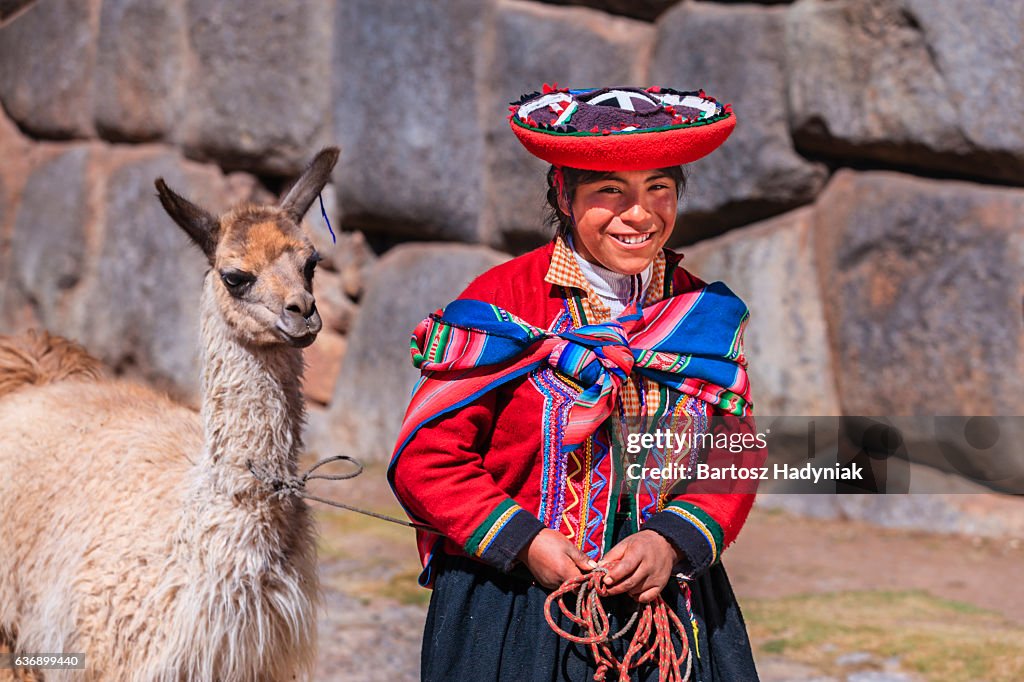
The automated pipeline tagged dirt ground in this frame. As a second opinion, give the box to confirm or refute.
[307,463,1024,681]
[726,508,1024,628]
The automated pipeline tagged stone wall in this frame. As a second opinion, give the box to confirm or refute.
[1,0,1021,485]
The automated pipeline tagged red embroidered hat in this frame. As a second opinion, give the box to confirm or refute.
[508,85,735,171]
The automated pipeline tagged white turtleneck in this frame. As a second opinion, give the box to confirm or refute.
[568,237,653,318]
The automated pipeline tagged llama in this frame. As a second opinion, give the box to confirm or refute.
[0,147,340,681]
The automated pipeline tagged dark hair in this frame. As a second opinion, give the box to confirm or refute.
[544,165,687,238]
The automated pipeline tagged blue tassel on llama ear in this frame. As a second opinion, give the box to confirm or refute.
[318,192,336,244]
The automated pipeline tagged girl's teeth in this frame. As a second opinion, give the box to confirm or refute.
[615,234,651,244]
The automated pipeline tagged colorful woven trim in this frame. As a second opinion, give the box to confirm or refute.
[660,500,724,565]
[532,366,577,532]
[464,499,524,558]
[508,85,736,170]
[511,85,730,135]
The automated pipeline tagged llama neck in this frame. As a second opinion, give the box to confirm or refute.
[196,282,306,493]
[153,282,318,681]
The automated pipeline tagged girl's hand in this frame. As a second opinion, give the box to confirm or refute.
[598,530,683,603]
[517,529,596,590]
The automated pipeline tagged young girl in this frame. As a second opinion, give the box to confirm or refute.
[390,86,761,681]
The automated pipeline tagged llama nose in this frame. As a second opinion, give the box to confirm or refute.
[281,292,321,335]
[284,291,315,319]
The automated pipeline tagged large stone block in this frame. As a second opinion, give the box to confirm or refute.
[0,108,35,309]
[814,170,1024,415]
[813,170,1024,487]
[786,0,1024,184]
[0,185,11,324]
[0,0,99,139]
[485,0,653,250]
[313,268,357,335]
[683,207,840,419]
[178,0,333,176]
[94,0,187,142]
[0,111,68,332]
[652,2,827,241]
[319,243,509,461]
[303,330,346,406]
[3,146,93,334]
[0,175,5,271]
[332,0,489,242]
[0,92,39,184]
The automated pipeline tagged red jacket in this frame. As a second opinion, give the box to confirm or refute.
[390,240,758,586]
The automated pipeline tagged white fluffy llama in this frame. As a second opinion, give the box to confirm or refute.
[0,147,340,681]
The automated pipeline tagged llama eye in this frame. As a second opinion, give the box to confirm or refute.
[303,254,320,280]
[220,270,254,293]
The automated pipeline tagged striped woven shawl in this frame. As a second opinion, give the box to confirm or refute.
[393,281,751,459]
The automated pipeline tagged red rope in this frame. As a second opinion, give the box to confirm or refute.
[544,568,692,682]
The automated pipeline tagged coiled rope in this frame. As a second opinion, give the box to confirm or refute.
[544,567,692,682]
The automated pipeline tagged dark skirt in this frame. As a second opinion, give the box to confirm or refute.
[420,518,760,682]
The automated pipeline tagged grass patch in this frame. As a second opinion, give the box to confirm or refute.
[314,503,429,607]
[316,505,416,536]
[744,589,1024,681]
[760,638,788,655]
[382,568,433,607]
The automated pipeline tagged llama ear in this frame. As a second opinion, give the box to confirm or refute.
[279,147,340,223]
[154,178,220,264]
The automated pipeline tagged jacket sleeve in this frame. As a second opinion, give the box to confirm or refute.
[641,409,764,578]
[390,375,546,574]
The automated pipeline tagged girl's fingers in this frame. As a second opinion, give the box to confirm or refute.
[635,585,662,603]
[613,573,643,594]
[566,544,598,571]
[598,542,627,566]
[603,554,641,585]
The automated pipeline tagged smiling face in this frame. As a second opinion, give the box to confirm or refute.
[561,169,678,276]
